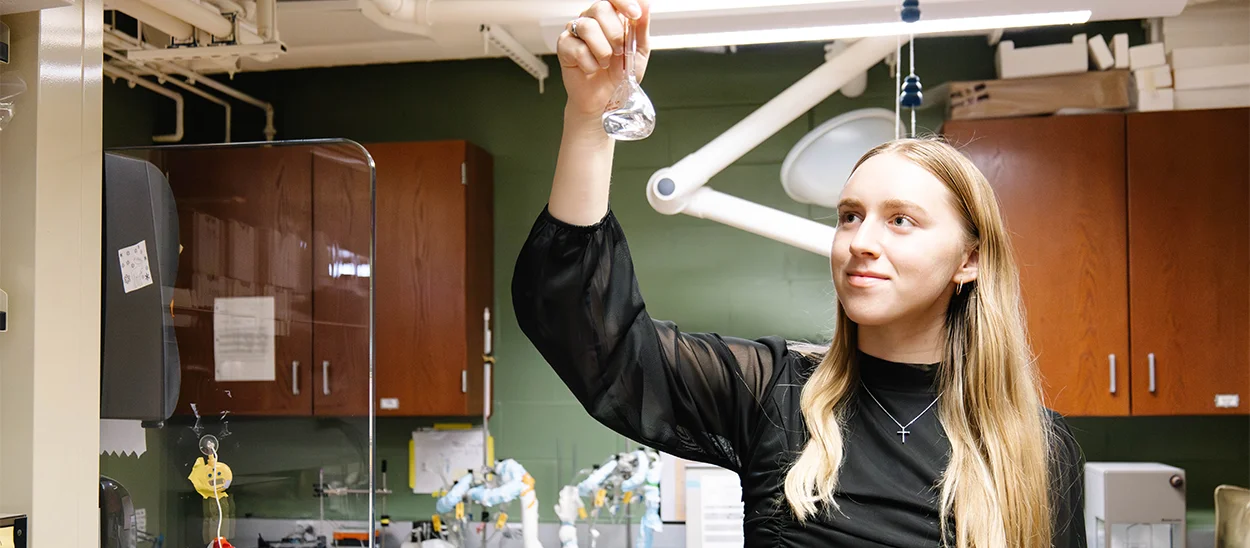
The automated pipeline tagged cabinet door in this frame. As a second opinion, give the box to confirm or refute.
[463,143,494,417]
[1127,108,1250,415]
[166,147,315,416]
[311,147,374,416]
[944,114,1131,416]
[369,141,471,416]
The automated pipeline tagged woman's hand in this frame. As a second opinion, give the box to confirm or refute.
[557,0,651,120]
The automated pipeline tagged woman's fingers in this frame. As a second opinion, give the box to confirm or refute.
[574,8,616,66]
[557,29,603,75]
[605,0,642,20]
[587,0,625,56]
[557,0,649,76]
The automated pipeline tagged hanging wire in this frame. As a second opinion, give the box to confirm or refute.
[895,34,902,140]
[210,445,224,548]
[909,34,916,137]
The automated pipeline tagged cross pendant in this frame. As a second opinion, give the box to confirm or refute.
[897,428,910,444]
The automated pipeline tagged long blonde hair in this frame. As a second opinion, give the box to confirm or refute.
[783,138,1056,548]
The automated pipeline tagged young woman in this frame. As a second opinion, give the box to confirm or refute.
[511,1,1085,546]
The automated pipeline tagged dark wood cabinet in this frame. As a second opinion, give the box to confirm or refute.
[1125,109,1249,416]
[162,140,493,418]
[367,141,494,417]
[944,108,1249,416]
[944,114,1131,417]
[310,147,373,416]
[166,147,315,417]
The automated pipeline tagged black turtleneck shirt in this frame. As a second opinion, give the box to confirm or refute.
[511,207,1086,547]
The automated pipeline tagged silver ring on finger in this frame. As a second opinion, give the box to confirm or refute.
[569,18,581,39]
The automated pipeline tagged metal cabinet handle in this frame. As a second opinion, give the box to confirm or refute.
[322,360,331,396]
[461,370,468,393]
[1148,353,1156,393]
[292,361,300,395]
[1108,354,1117,394]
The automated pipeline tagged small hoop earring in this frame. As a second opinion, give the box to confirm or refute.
[956,281,964,295]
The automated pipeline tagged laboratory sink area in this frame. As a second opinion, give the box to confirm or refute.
[0,0,1247,547]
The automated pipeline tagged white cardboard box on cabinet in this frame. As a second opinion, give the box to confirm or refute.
[996,34,1089,79]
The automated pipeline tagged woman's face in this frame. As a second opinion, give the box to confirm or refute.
[830,152,978,327]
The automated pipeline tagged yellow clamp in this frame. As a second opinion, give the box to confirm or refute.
[495,512,508,529]
[455,502,465,520]
[578,507,588,520]
[622,491,634,505]
[432,515,442,533]
[594,489,607,508]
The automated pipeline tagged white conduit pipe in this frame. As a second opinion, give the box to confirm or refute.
[109,28,276,140]
[135,0,234,38]
[369,0,584,25]
[158,61,274,140]
[683,186,837,258]
[202,0,244,16]
[105,0,195,40]
[646,35,905,206]
[105,51,233,142]
[104,63,185,142]
[255,0,275,40]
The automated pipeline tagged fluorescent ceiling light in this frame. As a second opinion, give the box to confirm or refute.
[649,10,1092,50]
[650,0,865,14]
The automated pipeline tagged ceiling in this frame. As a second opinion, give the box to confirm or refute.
[184,0,1235,75]
[241,0,579,72]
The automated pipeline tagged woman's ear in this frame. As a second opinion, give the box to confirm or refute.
[955,246,980,284]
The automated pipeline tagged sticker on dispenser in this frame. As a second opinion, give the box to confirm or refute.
[380,398,399,410]
[1215,394,1240,408]
[119,240,154,293]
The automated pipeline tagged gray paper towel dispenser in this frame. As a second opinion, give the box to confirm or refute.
[101,153,181,422]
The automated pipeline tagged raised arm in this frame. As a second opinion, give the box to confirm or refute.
[512,0,789,471]
[511,207,788,472]
[547,0,648,226]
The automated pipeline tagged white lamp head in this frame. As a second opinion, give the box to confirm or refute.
[780,107,897,209]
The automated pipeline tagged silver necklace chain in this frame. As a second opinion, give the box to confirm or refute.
[861,382,941,444]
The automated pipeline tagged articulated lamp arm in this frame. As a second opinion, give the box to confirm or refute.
[644,35,907,257]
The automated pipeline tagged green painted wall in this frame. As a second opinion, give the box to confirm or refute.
[102,23,1248,535]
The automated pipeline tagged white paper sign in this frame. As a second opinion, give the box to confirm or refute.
[118,240,154,294]
[698,472,745,548]
[1216,394,1241,408]
[213,296,276,382]
[411,428,486,494]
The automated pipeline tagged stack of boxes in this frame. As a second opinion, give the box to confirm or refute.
[1163,0,1250,111]
[1128,41,1174,111]
[941,4,1248,121]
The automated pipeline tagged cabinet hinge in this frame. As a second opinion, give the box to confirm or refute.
[461,162,467,185]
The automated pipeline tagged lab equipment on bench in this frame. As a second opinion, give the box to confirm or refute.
[1085,462,1187,548]
[555,448,663,548]
[428,458,544,548]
